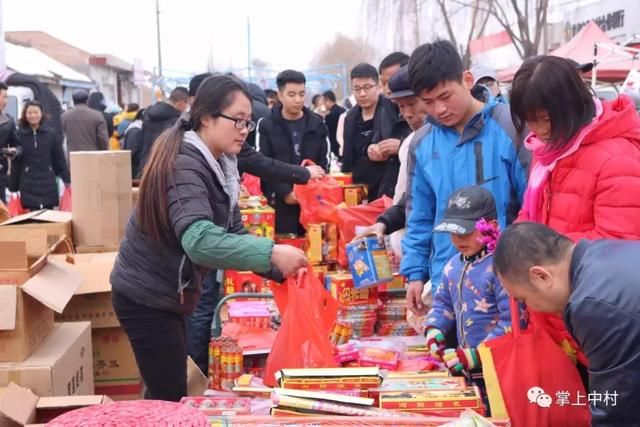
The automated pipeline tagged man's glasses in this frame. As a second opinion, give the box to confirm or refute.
[352,85,377,94]
[217,114,256,132]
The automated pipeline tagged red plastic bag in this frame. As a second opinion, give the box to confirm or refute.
[336,196,393,266]
[478,298,591,426]
[7,194,26,217]
[264,270,338,386]
[293,160,343,227]
[59,186,72,212]
[241,173,262,196]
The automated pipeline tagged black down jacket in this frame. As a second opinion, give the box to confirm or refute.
[10,125,69,209]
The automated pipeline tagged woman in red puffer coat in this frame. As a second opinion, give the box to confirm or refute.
[510,55,640,366]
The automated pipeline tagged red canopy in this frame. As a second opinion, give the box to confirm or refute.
[498,21,639,83]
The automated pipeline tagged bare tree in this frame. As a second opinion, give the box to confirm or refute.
[312,33,375,72]
[453,0,549,59]
[435,0,492,68]
[251,58,269,70]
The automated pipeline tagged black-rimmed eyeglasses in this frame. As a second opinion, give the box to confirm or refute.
[217,114,256,132]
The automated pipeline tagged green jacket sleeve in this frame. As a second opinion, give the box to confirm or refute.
[181,219,274,273]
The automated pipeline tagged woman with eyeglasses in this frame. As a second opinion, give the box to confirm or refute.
[110,75,308,401]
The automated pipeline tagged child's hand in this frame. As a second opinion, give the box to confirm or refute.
[443,347,480,375]
[425,327,446,359]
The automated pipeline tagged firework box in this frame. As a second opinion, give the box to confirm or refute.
[326,273,377,306]
[275,234,306,251]
[369,374,465,406]
[358,348,400,370]
[378,273,405,293]
[223,270,272,296]
[346,236,393,288]
[240,205,275,240]
[385,371,451,380]
[330,173,353,186]
[379,386,485,416]
[306,223,338,265]
[343,184,368,207]
[275,367,382,392]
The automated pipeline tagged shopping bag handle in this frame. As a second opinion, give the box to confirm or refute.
[510,297,521,338]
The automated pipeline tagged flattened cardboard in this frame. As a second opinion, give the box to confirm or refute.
[186,356,208,397]
[52,253,118,329]
[0,322,93,397]
[0,382,38,426]
[70,151,132,248]
[21,261,83,314]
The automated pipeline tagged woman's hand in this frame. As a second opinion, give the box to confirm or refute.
[271,244,308,277]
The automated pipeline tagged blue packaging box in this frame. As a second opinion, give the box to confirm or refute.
[346,235,393,288]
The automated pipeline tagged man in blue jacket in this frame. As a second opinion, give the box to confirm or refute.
[401,40,529,315]
[494,222,640,426]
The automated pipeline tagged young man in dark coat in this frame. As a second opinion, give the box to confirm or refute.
[322,90,346,161]
[256,69,330,235]
[494,222,640,427]
[341,63,411,201]
[136,86,189,177]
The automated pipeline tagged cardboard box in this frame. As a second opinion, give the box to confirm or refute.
[131,187,139,206]
[330,173,353,186]
[52,253,119,329]
[346,236,393,288]
[306,223,338,265]
[70,151,132,249]
[223,270,272,296]
[327,273,377,306]
[0,240,83,362]
[0,382,110,426]
[0,210,73,256]
[91,327,141,401]
[343,184,367,207]
[0,322,94,398]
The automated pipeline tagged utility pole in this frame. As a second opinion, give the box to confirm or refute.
[155,0,163,78]
[247,17,251,81]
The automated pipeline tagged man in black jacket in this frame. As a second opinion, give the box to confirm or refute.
[136,86,189,177]
[494,222,640,427]
[0,83,19,203]
[342,63,411,201]
[256,69,330,235]
[322,90,346,161]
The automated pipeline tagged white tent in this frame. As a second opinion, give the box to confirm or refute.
[5,41,92,85]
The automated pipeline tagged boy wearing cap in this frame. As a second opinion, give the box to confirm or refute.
[425,186,524,375]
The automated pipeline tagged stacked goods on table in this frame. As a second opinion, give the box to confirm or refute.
[209,337,244,391]
[181,396,251,416]
[227,301,272,329]
[326,273,378,339]
[377,275,417,337]
[240,200,275,240]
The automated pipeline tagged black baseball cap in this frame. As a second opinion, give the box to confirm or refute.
[388,66,415,99]
[434,186,497,235]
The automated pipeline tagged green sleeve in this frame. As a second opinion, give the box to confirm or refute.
[181,220,274,273]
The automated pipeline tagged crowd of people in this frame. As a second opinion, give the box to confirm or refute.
[1,38,640,424]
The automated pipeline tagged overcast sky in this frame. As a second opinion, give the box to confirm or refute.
[3,0,363,75]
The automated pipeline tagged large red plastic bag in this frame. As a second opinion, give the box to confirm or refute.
[478,298,590,426]
[59,186,72,211]
[293,160,343,227]
[264,269,338,386]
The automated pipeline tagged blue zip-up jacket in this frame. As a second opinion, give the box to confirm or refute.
[400,97,529,290]
[426,252,523,348]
